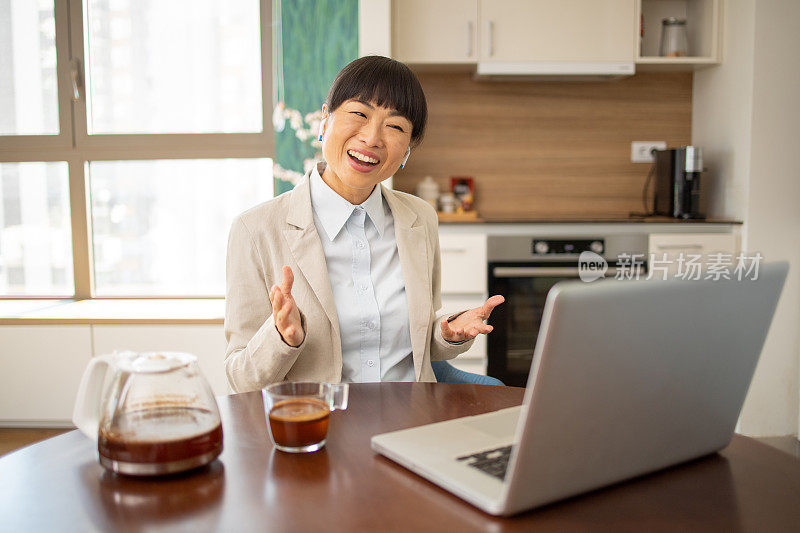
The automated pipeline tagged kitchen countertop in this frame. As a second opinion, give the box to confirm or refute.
[439,216,742,224]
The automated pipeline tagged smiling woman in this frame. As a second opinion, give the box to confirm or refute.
[317,55,425,204]
[224,56,504,391]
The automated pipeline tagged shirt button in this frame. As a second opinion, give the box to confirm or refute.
[367,321,376,329]
[367,360,375,367]
[357,241,365,249]
[360,284,368,291]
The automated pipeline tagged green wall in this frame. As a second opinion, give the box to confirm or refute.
[274,0,358,194]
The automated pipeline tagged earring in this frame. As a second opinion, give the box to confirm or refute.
[318,134,323,141]
[400,147,411,169]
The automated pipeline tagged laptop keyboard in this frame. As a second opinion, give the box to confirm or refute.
[456,445,513,481]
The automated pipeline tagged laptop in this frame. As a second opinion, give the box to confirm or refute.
[371,262,788,516]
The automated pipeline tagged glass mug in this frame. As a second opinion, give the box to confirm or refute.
[262,382,349,453]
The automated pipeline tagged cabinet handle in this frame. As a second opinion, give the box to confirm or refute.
[466,21,473,57]
[488,20,494,56]
[442,248,468,254]
[655,244,703,250]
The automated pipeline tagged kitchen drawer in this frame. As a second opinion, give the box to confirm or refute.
[439,233,487,294]
[648,233,740,275]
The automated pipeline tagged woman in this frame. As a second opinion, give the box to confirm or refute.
[224,56,503,392]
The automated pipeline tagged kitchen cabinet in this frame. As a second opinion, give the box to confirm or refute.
[648,233,740,276]
[439,232,488,375]
[389,0,721,72]
[636,0,722,69]
[479,0,635,63]
[92,325,229,396]
[439,233,487,294]
[392,0,478,64]
[0,326,92,424]
[392,0,636,70]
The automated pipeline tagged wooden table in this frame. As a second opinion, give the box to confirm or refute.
[1,383,799,532]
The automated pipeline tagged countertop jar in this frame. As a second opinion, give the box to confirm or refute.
[416,176,439,210]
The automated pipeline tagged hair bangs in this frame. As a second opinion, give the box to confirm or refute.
[326,56,427,145]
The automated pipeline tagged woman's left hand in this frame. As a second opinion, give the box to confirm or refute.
[440,295,505,343]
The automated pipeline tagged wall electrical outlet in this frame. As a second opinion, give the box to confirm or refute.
[631,141,667,163]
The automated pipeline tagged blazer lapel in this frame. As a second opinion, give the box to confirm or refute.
[283,176,340,340]
[383,186,431,380]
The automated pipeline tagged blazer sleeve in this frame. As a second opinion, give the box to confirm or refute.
[224,216,307,392]
[425,211,476,361]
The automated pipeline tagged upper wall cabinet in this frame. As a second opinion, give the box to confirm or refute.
[479,0,635,63]
[392,0,478,63]
[389,0,721,73]
[636,0,722,70]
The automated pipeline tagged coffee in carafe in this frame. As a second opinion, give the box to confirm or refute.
[74,352,223,476]
[98,406,222,471]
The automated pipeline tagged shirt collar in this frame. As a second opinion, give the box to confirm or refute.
[309,162,386,241]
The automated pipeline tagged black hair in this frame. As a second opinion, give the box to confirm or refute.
[326,56,428,146]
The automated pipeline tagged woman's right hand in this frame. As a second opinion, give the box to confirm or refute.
[269,265,305,347]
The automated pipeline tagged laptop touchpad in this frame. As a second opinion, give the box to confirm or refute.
[458,406,521,440]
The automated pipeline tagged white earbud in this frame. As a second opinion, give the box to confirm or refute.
[400,147,411,169]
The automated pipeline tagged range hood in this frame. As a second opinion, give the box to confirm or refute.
[475,61,634,81]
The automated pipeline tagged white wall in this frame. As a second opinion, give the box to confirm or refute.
[694,0,800,437]
[692,0,755,221]
[739,0,800,437]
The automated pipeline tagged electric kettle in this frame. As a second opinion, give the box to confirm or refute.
[73,351,223,476]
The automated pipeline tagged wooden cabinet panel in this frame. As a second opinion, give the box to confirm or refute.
[91,325,229,396]
[392,0,478,63]
[480,0,636,63]
[0,326,92,424]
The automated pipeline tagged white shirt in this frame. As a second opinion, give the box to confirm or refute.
[309,163,415,382]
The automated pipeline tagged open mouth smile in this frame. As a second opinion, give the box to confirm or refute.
[347,149,380,169]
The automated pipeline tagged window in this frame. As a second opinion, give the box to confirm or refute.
[0,0,274,298]
[0,162,72,296]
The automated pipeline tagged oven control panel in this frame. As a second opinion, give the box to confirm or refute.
[531,239,604,256]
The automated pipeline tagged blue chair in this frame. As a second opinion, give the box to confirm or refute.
[431,360,504,386]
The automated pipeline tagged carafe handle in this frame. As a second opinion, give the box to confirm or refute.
[72,354,115,440]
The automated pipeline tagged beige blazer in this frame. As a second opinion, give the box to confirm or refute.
[224,167,473,392]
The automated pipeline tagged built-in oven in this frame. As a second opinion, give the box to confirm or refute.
[486,234,648,387]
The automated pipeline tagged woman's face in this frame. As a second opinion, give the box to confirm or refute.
[320,99,413,204]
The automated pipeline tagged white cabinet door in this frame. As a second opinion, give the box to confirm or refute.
[392,0,478,63]
[480,0,636,63]
[0,326,92,424]
[91,325,229,396]
[439,233,487,294]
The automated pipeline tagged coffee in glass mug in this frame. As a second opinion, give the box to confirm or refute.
[262,382,349,453]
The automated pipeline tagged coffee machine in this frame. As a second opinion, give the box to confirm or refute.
[653,146,705,219]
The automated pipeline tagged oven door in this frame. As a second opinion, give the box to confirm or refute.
[486,264,619,387]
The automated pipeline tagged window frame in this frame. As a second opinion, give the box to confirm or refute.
[0,0,275,300]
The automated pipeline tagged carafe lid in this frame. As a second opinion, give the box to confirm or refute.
[116,351,197,373]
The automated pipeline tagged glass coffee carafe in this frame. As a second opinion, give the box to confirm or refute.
[73,351,223,476]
